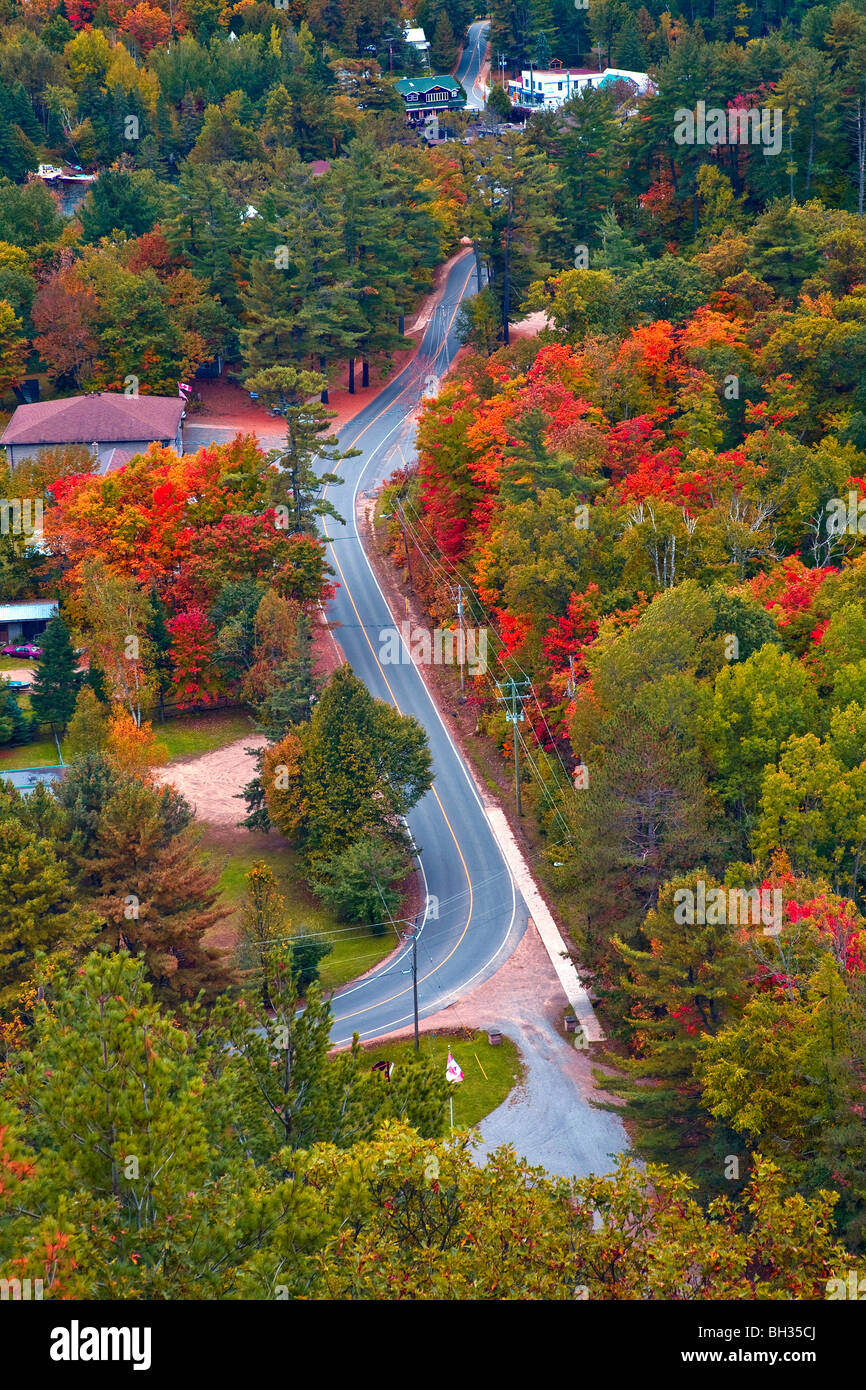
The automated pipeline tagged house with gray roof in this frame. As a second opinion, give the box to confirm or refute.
[2,764,66,795]
[0,599,58,645]
[1,392,185,473]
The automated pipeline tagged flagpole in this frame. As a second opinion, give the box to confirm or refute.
[450,1095,453,1129]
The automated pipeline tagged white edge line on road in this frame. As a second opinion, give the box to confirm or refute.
[331,258,604,1044]
[330,839,431,1006]
[323,265,521,1033]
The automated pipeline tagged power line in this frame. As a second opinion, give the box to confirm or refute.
[494,675,530,817]
[397,494,579,788]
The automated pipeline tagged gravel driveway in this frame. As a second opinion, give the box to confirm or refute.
[473,1015,627,1180]
[366,922,628,1179]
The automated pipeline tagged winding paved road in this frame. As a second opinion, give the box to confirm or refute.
[318,252,528,1046]
[455,20,490,110]
[186,254,527,1047]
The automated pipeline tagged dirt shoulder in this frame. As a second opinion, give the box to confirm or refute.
[188,246,474,438]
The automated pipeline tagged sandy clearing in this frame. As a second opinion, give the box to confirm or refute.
[155,734,265,826]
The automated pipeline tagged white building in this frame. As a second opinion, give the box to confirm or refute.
[405,26,430,57]
[508,65,654,110]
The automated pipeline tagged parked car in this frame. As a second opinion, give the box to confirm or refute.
[1,642,42,658]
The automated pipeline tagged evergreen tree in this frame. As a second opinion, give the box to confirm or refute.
[612,12,647,69]
[212,942,448,1165]
[431,11,457,69]
[324,145,413,389]
[467,130,560,344]
[56,753,191,868]
[746,202,821,300]
[237,859,332,989]
[163,166,248,321]
[264,665,433,861]
[561,710,716,996]
[245,366,355,532]
[146,587,173,721]
[0,817,90,1014]
[593,208,642,275]
[499,407,582,502]
[275,178,367,400]
[74,777,233,1004]
[28,613,82,737]
[310,832,413,930]
[0,686,33,746]
[534,30,552,68]
[4,950,215,1234]
[64,687,110,761]
[526,87,623,266]
[78,169,159,244]
[597,872,746,1181]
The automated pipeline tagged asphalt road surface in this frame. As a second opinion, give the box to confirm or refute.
[455,21,489,110]
[317,252,528,1045]
[185,254,527,1047]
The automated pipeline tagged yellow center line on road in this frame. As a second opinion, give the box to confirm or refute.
[319,258,479,1024]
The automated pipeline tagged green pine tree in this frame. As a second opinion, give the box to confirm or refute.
[63,687,109,761]
[28,613,82,737]
[431,11,457,68]
[0,817,91,1014]
[245,365,356,532]
[146,587,173,721]
[596,871,746,1181]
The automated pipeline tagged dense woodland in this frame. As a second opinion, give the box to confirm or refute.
[1,0,866,1298]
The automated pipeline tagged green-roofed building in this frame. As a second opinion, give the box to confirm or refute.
[395,75,466,125]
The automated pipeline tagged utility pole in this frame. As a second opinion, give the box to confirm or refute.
[395,497,414,590]
[567,653,576,698]
[496,676,530,815]
[412,929,419,1051]
[400,921,420,1051]
[456,584,466,692]
[377,868,420,1054]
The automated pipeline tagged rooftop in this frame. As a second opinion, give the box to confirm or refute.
[0,600,58,622]
[1,393,185,448]
[395,75,463,95]
[1,765,66,794]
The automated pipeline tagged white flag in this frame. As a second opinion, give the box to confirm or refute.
[445,1049,464,1083]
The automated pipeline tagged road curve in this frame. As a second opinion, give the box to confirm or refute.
[455,20,490,111]
[185,256,527,1047]
[321,252,527,1045]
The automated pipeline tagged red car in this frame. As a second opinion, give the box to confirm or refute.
[1,642,42,659]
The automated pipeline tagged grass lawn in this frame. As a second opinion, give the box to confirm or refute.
[0,737,62,770]
[0,656,31,672]
[207,837,399,988]
[156,709,256,761]
[361,1030,522,1128]
[0,709,253,773]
